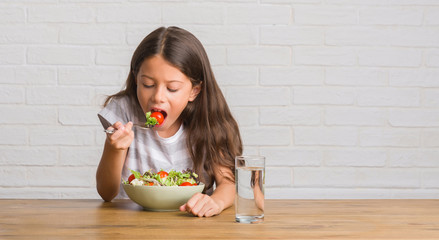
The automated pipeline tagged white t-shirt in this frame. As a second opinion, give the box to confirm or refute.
[98,95,196,198]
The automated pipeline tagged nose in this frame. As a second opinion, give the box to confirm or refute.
[152,85,166,103]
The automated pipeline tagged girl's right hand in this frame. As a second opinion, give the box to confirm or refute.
[105,121,134,150]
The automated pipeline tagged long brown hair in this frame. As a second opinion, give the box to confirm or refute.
[104,26,242,191]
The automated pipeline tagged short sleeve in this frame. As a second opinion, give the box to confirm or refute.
[97,96,129,130]
[97,95,145,130]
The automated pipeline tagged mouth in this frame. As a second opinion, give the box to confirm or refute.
[151,108,167,122]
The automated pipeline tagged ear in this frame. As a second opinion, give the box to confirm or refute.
[188,83,202,102]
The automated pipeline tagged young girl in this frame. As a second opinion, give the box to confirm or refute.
[96,26,242,217]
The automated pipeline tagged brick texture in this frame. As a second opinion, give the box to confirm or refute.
[0,1,438,200]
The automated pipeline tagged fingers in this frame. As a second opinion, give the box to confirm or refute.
[180,193,219,218]
[105,121,122,136]
[106,121,134,150]
[110,121,132,134]
[125,121,133,131]
[190,195,212,217]
[204,208,217,218]
[114,121,125,131]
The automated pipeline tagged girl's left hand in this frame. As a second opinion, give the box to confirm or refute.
[179,193,222,217]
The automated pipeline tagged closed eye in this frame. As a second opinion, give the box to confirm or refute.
[143,84,154,88]
[168,88,178,92]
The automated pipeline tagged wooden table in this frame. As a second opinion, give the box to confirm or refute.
[1,199,438,239]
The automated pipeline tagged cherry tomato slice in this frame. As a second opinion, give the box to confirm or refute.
[145,182,154,186]
[128,174,135,183]
[179,182,192,186]
[157,171,168,178]
[150,112,164,125]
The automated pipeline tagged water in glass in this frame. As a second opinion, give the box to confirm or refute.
[235,165,265,223]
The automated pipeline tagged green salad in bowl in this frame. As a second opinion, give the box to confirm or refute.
[124,168,199,186]
[122,168,204,211]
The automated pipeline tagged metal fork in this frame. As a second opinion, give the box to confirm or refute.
[104,124,155,134]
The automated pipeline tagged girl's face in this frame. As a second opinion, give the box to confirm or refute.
[136,55,201,138]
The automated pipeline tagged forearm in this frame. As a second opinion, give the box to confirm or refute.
[210,181,235,212]
[96,141,127,202]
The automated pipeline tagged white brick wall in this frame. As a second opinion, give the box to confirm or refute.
[1,1,438,200]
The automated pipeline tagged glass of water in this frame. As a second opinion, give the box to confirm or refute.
[235,155,265,224]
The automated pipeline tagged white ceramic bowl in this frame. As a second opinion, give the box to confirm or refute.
[123,183,205,211]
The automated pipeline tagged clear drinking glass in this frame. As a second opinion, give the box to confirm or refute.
[235,155,265,224]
